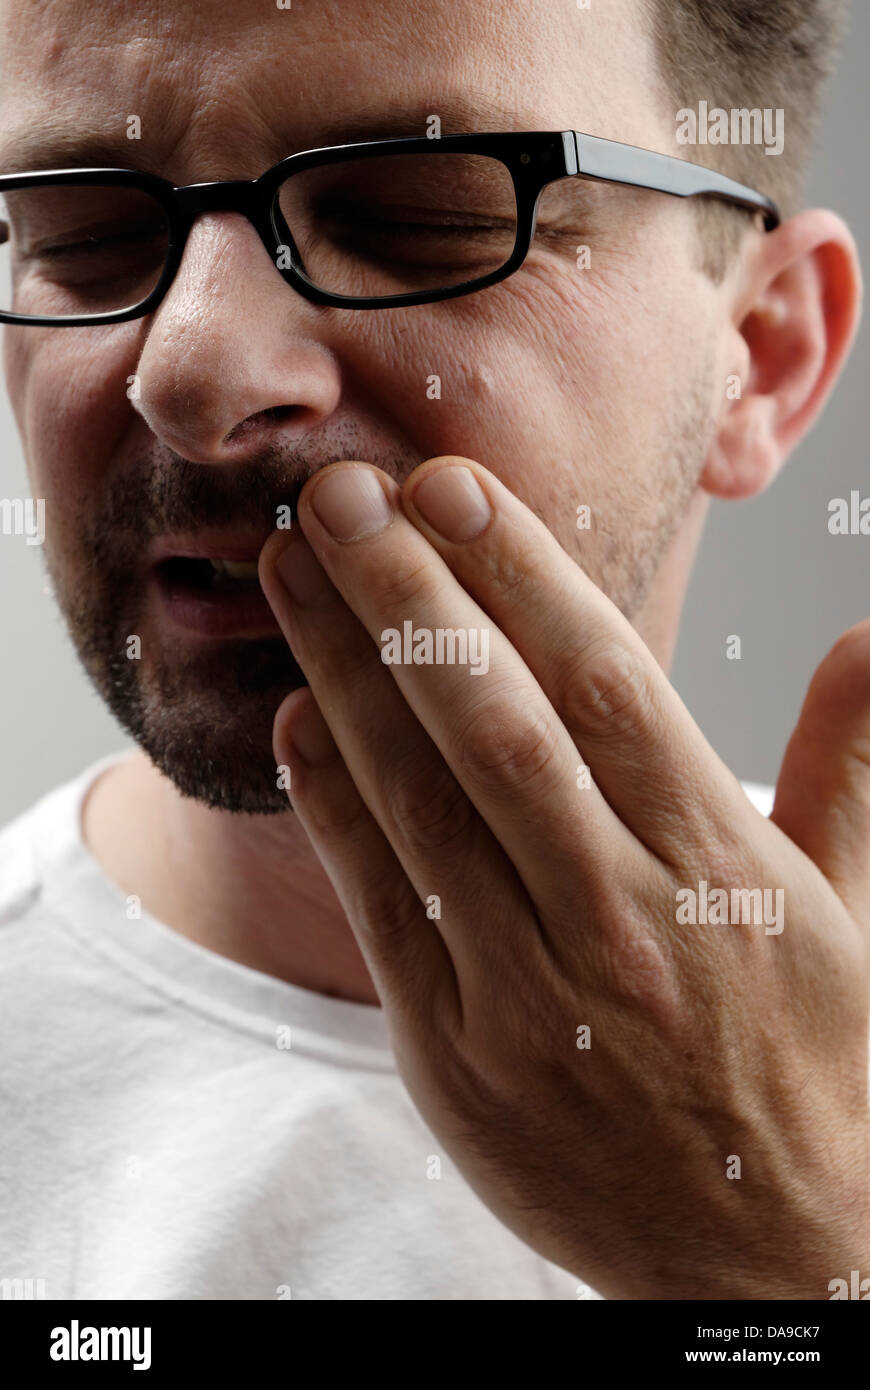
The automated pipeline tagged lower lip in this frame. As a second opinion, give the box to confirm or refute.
[152,568,282,637]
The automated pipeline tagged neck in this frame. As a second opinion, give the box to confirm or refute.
[82,749,380,1004]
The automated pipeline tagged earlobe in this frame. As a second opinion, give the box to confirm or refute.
[702,395,779,500]
[700,209,862,502]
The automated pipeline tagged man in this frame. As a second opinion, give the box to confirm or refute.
[0,0,867,1301]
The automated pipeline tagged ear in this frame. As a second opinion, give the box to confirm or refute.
[701,209,862,501]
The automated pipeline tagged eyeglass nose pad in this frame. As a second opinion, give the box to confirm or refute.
[271,202,308,278]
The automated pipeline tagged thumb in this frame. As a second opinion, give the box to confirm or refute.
[771,618,870,920]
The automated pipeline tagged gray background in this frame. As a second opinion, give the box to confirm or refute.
[1,8,868,823]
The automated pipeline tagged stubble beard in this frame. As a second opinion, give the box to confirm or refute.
[48,360,715,815]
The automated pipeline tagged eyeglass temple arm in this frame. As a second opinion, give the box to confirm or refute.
[567,131,781,231]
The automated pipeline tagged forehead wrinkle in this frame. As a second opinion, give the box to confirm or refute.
[0,89,558,185]
[0,0,664,183]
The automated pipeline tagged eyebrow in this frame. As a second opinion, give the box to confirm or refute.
[309,95,528,147]
[0,128,144,175]
[0,99,539,178]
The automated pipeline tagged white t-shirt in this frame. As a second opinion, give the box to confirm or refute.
[0,753,775,1301]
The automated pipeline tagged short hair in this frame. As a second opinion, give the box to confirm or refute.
[646,0,849,277]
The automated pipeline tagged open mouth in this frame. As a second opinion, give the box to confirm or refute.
[157,556,262,593]
[153,554,280,636]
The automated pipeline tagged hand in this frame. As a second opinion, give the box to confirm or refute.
[259,456,870,1300]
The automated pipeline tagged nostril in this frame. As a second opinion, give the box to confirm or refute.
[223,404,303,444]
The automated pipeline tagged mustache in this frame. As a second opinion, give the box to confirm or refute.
[85,441,418,546]
[145,453,311,536]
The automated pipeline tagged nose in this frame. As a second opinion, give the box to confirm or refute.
[131,211,341,464]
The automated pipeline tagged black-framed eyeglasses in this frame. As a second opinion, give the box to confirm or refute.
[0,130,780,326]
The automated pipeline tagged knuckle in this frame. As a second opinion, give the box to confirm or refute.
[286,607,375,686]
[561,639,652,740]
[386,757,476,856]
[459,698,562,793]
[316,628,380,684]
[374,555,437,613]
[603,923,679,1015]
[353,881,424,945]
[301,783,372,840]
[484,538,537,603]
[691,836,754,899]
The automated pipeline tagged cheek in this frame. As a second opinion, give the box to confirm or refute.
[331,277,602,474]
[5,324,141,499]
[504,249,714,478]
[336,253,712,588]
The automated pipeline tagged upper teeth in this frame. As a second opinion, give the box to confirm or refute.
[208,559,259,579]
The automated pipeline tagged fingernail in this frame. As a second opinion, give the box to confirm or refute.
[311,466,393,541]
[276,535,332,604]
[412,466,492,542]
[289,698,337,767]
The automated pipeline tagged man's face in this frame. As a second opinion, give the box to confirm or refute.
[0,0,727,813]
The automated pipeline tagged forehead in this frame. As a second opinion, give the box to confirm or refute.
[0,0,660,179]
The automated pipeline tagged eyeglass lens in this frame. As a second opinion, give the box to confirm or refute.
[275,152,518,297]
[0,183,170,320]
[0,151,519,320]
